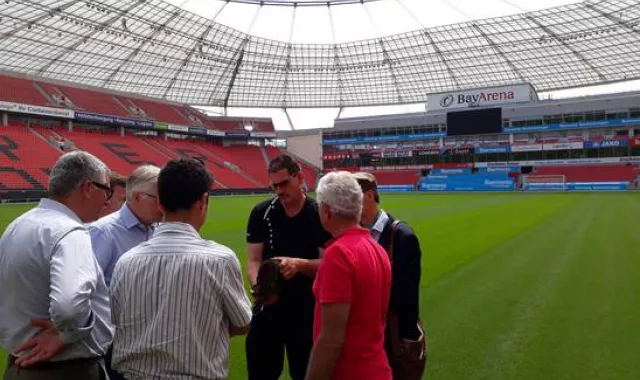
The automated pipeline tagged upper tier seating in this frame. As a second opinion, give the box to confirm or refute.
[1,75,276,132]
[0,124,62,190]
[0,77,49,106]
[532,164,635,183]
[126,97,190,125]
[45,84,130,117]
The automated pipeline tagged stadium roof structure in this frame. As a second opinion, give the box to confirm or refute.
[0,0,639,109]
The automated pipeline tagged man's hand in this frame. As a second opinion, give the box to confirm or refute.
[273,257,304,280]
[13,318,65,367]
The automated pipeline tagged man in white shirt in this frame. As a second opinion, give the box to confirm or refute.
[0,151,115,380]
[110,157,252,380]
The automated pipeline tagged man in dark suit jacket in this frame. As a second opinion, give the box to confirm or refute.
[353,172,423,359]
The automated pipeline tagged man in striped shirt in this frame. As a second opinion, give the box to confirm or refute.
[109,158,253,380]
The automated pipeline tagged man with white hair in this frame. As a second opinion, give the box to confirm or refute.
[89,164,163,287]
[305,171,392,380]
[88,164,163,380]
[0,151,114,380]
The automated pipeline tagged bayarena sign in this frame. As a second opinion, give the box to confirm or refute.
[427,83,538,112]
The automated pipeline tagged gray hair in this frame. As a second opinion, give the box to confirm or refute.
[316,171,363,221]
[126,164,161,201]
[48,151,109,197]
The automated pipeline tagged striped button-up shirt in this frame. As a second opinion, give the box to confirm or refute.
[110,222,252,380]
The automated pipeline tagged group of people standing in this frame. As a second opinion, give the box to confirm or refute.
[0,150,424,380]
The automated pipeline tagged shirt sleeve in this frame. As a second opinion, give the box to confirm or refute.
[88,225,113,278]
[49,228,99,344]
[221,253,253,328]
[246,204,267,244]
[316,245,354,304]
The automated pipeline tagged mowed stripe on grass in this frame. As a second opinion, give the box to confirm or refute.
[1,193,639,380]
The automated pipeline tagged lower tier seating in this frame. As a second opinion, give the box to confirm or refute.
[531,164,635,183]
[0,124,62,190]
[0,126,320,191]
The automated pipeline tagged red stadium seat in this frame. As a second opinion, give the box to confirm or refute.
[0,77,50,106]
[0,124,62,190]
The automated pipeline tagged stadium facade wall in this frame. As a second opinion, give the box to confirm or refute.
[284,133,323,169]
[332,91,640,132]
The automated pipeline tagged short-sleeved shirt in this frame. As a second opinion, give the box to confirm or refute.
[312,226,392,380]
[246,196,331,304]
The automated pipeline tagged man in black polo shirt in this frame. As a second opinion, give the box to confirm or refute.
[245,154,331,380]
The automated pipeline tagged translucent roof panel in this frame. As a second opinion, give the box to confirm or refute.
[0,0,638,108]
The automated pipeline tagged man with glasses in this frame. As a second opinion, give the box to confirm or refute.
[88,164,163,380]
[245,154,331,380]
[0,151,114,380]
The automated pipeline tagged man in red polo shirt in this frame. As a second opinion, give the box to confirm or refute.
[305,171,392,380]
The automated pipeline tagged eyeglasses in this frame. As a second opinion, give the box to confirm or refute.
[91,181,113,201]
[270,173,298,190]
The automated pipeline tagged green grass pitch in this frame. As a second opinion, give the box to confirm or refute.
[1,192,640,379]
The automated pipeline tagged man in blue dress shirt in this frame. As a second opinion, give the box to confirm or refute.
[89,164,163,287]
[88,164,163,380]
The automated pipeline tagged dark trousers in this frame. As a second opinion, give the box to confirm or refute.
[105,346,126,380]
[246,300,314,380]
[3,355,106,380]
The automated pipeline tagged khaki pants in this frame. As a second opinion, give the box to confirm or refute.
[3,355,107,380]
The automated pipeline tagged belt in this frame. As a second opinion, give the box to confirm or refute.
[8,355,103,370]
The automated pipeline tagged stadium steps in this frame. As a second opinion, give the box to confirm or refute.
[29,127,67,152]
[31,82,63,107]
[158,139,254,189]
[142,138,180,159]
[140,138,177,160]
[198,144,266,187]
[259,146,270,170]
[112,96,139,118]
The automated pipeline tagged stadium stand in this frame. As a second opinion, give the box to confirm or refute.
[0,124,62,190]
[207,144,269,186]
[0,76,49,106]
[530,164,635,183]
[55,129,170,178]
[158,137,260,189]
[41,83,130,117]
[125,97,190,125]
